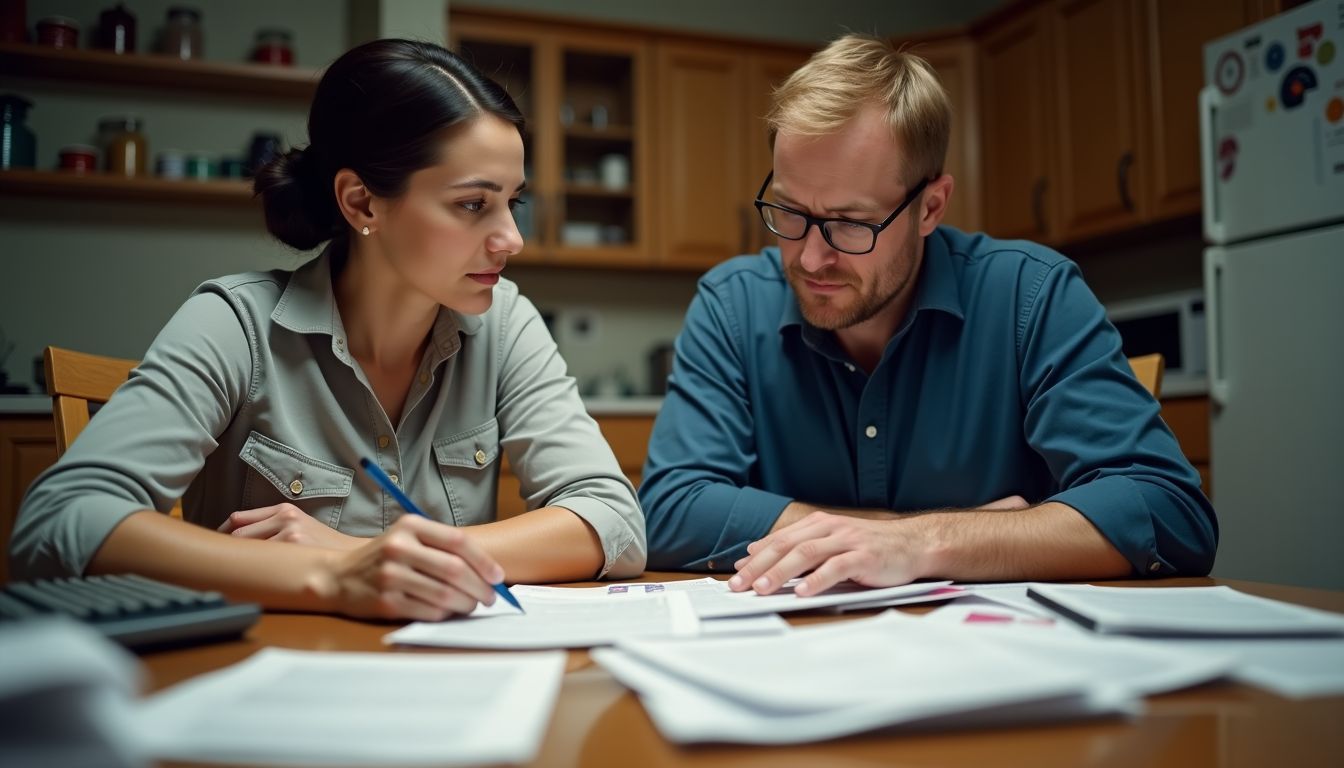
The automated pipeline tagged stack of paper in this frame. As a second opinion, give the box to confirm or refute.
[591,610,1232,744]
[134,648,565,766]
[1026,584,1344,637]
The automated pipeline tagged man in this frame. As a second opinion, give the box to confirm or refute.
[639,33,1216,597]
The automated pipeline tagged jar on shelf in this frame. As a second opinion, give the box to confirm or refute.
[251,28,294,66]
[155,149,185,179]
[95,3,137,54]
[0,94,37,170]
[58,145,98,173]
[160,6,202,60]
[98,116,148,177]
[35,16,80,49]
[185,153,211,180]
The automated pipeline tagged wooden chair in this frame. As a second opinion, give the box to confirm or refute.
[1127,353,1164,399]
[43,346,182,517]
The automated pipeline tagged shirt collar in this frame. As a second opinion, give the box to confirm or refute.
[272,244,485,364]
[776,229,966,336]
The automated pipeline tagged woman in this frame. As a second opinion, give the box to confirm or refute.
[11,40,646,620]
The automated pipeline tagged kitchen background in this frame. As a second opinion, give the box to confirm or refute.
[8,0,1334,587]
[0,0,1211,401]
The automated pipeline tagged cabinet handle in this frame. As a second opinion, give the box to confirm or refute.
[1031,177,1048,235]
[1117,151,1135,212]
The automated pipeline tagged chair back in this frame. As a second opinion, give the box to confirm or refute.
[44,346,138,457]
[1127,353,1164,399]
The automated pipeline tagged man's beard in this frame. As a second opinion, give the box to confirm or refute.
[787,238,917,331]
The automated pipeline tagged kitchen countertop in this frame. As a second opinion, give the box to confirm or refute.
[0,395,51,414]
[0,394,663,417]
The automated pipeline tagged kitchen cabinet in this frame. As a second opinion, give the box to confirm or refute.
[917,36,983,234]
[0,415,57,584]
[451,13,655,268]
[978,7,1058,241]
[976,0,1255,245]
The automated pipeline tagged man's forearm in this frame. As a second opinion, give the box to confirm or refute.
[775,500,1132,581]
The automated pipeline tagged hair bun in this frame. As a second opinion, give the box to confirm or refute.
[254,145,341,251]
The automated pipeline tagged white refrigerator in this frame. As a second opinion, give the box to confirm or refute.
[1200,0,1344,588]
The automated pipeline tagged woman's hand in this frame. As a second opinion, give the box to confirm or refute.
[219,504,362,550]
[318,514,506,621]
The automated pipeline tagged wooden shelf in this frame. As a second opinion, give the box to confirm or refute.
[564,183,633,199]
[0,169,255,205]
[0,42,319,100]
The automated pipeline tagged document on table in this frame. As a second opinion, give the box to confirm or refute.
[134,648,565,766]
[591,611,1135,744]
[689,579,954,619]
[1026,584,1344,637]
[385,590,701,649]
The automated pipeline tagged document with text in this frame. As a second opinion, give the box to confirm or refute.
[135,648,564,765]
[385,590,701,649]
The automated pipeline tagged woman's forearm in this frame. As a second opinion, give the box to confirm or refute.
[465,507,605,583]
[87,510,338,611]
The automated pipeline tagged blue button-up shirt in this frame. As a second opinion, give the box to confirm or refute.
[640,226,1217,576]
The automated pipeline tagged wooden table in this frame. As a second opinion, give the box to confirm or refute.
[145,575,1344,768]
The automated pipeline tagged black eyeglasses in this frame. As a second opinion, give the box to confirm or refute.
[753,171,930,255]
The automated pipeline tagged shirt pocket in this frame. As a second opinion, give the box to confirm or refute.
[433,418,501,526]
[239,431,355,529]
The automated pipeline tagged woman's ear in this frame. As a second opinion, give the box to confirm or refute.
[333,169,375,236]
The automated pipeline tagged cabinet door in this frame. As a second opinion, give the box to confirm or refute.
[1143,0,1251,219]
[554,32,655,266]
[655,42,748,269]
[1,416,58,584]
[920,38,982,234]
[978,8,1057,241]
[1052,0,1148,241]
[744,50,810,254]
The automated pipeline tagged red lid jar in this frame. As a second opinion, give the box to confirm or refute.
[250,29,294,66]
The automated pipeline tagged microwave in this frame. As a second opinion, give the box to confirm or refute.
[1105,290,1208,397]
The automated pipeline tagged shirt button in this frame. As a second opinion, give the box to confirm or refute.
[1148,561,1161,573]
[419,372,429,384]
[707,560,715,570]
[474,449,487,465]
[378,435,390,449]
[388,473,399,485]
[865,425,877,439]
[289,479,304,495]
[845,363,856,372]
[335,338,345,349]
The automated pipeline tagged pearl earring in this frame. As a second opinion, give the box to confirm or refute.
[361,226,370,236]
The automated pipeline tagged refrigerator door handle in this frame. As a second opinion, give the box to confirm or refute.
[1199,87,1226,244]
[1205,249,1229,407]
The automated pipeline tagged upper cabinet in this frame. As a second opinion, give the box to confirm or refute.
[977,0,1259,245]
[979,8,1057,240]
[450,14,655,268]
[918,37,983,234]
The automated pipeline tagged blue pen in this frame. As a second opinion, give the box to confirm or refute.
[359,457,524,613]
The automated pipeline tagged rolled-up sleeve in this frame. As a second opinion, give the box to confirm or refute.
[1019,261,1218,576]
[640,282,791,571]
[493,294,646,578]
[10,291,251,579]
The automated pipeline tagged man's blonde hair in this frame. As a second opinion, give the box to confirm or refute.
[767,33,950,185]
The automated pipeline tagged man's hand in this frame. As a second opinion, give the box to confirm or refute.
[729,511,931,597]
[731,495,1030,597]
[219,504,362,550]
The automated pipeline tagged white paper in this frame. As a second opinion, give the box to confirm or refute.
[837,584,972,612]
[690,580,954,619]
[592,612,1138,744]
[134,648,564,766]
[1156,637,1344,698]
[1026,584,1344,636]
[386,591,700,649]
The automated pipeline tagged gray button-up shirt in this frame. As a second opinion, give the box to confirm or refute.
[12,250,646,579]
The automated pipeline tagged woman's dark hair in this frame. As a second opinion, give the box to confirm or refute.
[255,39,525,251]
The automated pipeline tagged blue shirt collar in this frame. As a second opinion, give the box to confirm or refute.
[775,229,966,336]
